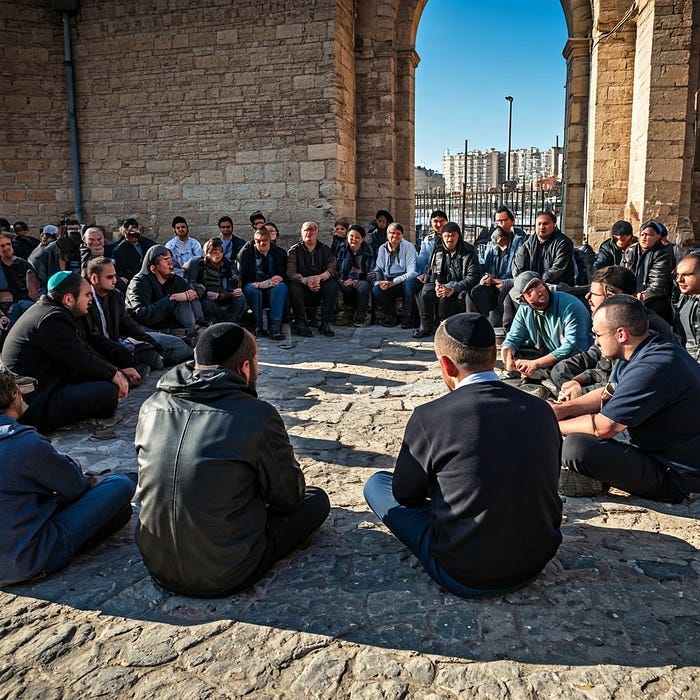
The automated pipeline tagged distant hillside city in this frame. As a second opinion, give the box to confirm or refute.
[416,145,563,194]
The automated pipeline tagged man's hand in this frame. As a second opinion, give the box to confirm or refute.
[417,273,427,283]
[492,277,504,289]
[514,358,540,377]
[112,370,130,399]
[122,367,142,387]
[558,379,583,401]
[378,280,394,290]
[480,274,492,286]
[435,282,454,298]
[170,289,197,303]
[269,275,283,287]
[343,279,356,288]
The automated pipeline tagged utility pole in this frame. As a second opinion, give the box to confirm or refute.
[505,96,514,184]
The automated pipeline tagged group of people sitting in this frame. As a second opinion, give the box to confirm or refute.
[0,208,699,602]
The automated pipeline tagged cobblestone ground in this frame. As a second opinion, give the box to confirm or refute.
[1,325,699,698]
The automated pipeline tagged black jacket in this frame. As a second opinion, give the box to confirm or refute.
[622,242,673,302]
[112,235,157,283]
[513,229,576,286]
[1,298,117,427]
[135,363,305,597]
[425,239,481,295]
[237,240,288,287]
[593,237,636,270]
[125,245,191,327]
[337,241,375,281]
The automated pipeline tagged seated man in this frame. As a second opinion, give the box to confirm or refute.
[501,271,592,379]
[165,216,203,277]
[593,220,636,270]
[1,271,130,430]
[0,230,39,330]
[135,323,330,597]
[10,221,40,261]
[414,222,480,338]
[674,251,700,360]
[363,313,562,597]
[552,265,675,398]
[112,218,157,286]
[553,296,700,502]
[80,225,114,271]
[185,237,247,325]
[125,245,203,349]
[238,227,289,340]
[287,221,339,337]
[27,224,59,294]
[83,257,164,372]
[469,209,526,332]
[216,216,247,262]
[337,225,375,326]
[371,222,418,329]
[0,370,135,586]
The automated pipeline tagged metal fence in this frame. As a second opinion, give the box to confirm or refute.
[415,181,562,244]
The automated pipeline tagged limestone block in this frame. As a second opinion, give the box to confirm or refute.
[300,161,326,181]
[308,143,337,161]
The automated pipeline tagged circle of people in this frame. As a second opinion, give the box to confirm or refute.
[0,209,699,598]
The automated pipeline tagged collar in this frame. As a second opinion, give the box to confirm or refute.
[455,370,500,388]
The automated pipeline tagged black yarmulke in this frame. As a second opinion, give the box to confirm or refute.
[443,313,495,349]
[195,323,245,366]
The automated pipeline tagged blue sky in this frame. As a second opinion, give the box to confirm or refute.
[415,0,569,171]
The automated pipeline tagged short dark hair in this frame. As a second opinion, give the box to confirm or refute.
[375,209,393,224]
[536,210,557,224]
[218,216,233,227]
[434,323,495,371]
[203,237,224,255]
[430,209,447,220]
[219,328,257,373]
[611,220,633,237]
[348,224,366,238]
[249,210,266,225]
[85,256,115,279]
[172,216,188,229]
[442,222,462,236]
[495,205,515,221]
[334,218,350,228]
[0,370,18,411]
[596,295,649,337]
[13,221,28,233]
[0,218,11,231]
[591,266,637,295]
[265,221,279,234]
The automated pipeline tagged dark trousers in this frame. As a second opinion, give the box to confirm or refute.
[470,284,515,328]
[288,279,340,324]
[562,433,690,503]
[340,280,372,321]
[372,279,417,322]
[25,381,119,431]
[238,486,331,590]
[417,284,465,327]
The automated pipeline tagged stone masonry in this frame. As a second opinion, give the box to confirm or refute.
[1,0,698,247]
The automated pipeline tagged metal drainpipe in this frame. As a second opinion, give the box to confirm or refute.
[62,11,84,223]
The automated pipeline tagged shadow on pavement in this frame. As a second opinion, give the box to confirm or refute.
[5,507,698,668]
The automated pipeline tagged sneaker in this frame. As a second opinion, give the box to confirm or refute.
[558,467,609,497]
[14,373,37,395]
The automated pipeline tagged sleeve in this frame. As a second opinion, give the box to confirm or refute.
[393,243,418,284]
[446,249,481,294]
[542,236,574,284]
[323,245,338,277]
[550,298,592,360]
[512,239,529,277]
[286,246,303,282]
[501,306,529,352]
[416,238,433,275]
[643,248,671,299]
[392,412,431,507]
[593,241,614,270]
[373,246,388,283]
[125,276,175,326]
[255,407,306,512]
[38,314,117,382]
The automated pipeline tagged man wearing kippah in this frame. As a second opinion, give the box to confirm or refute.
[135,323,330,597]
[364,312,562,597]
[1,271,131,430]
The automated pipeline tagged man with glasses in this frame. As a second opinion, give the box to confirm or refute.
[501,271,591,379]
[674,251,700,360]
[551,266,674,399]
[238,227,289,339]
[112,218,157,285]
[552,295,700,501]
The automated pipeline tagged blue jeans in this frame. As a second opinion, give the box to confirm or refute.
[244,282,288,329]
[363,471,534,598]
[145,330,194,365]
[42,474,136,576]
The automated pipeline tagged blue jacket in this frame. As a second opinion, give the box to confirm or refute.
[502,290,592,361]
[482,232,526,280]
[0,416,89,585]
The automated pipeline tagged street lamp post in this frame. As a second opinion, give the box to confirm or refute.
[505,96,513,184]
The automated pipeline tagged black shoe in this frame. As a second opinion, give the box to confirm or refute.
[381,316,398,328]
[319,322,335,337]
[412,327,432,338]
[294,321,313,337]
[401,319,414,330]
[270,325,285,341]
[254,327,268,338]
[352,316,365,327]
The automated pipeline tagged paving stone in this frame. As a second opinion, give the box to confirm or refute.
[2,325,700,696]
